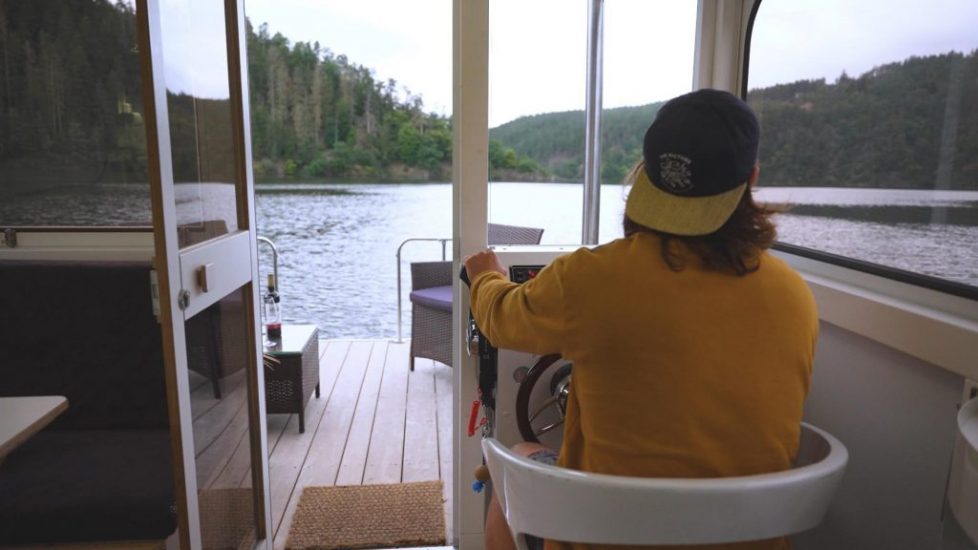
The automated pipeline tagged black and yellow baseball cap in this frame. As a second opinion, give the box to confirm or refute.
[626,89,760,236]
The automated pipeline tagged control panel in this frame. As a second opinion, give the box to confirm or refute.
[509,265,545,284]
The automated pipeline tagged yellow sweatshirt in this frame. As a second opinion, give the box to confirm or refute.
[470,232,818,550]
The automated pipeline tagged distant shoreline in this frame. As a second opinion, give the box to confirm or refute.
[254,177,585,185]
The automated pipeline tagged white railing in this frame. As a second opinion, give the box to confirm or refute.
[395,237,451,342]
[256,235,279,287]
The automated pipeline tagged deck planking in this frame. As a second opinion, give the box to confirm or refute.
[435,356,455,534]
[361,340,411,486]
[403,356,442,482]
[191,338,454,550]
[267,339,349,546]
[334,341,389,485]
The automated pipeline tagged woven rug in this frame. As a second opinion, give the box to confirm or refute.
[286,480,446,550]
[198,487,257,550]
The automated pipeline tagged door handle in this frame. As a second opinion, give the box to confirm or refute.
[196,263,214,293]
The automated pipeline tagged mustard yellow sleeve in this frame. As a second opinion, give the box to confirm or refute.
[469,256,570,355]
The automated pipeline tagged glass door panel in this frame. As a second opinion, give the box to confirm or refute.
[160,0,239,248]
[187,290,257,548]
[141,0,269,547]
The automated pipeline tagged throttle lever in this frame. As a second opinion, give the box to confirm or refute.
[459,264,497,412]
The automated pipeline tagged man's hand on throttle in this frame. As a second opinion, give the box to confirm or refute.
[463,249,506,281]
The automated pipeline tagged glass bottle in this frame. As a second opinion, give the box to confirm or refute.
[263,273,282,340]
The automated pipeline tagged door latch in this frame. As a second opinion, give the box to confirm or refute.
[178,289,191,310]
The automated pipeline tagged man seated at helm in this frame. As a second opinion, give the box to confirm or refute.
[464,89,818,550]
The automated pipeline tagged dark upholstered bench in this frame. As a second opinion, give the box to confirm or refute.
[0,260,177,545]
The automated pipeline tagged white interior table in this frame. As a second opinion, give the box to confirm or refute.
[0,395,69,459]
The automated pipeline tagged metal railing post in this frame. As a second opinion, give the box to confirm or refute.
[256,236,279,287]
[583,0,605,245]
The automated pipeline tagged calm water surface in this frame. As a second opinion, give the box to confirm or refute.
[2,181,976,338]
[255,182,978,338]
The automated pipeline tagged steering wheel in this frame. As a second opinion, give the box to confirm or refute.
[515,354,572,443]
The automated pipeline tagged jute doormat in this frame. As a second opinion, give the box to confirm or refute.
[198,487,257,550]
[285,480,446,550]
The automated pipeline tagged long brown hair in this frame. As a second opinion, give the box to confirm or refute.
[623,169,777,276]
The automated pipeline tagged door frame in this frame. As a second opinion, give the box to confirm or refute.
[137,0,272,547]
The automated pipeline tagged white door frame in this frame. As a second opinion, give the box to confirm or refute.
[452,0,490,546]
[138,0,272,547]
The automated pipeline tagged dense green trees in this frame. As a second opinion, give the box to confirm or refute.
[748,52,978,189]
[490,103,663,183]
[0,0,464,184]
[0,0,146,185]
[1,0,974,190]
[246,21,456,181]
[246,22,545,181]
[492,52,978,189]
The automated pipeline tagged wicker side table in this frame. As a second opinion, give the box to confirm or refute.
[264,324,319,433]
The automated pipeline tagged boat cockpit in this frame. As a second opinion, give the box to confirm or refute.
[0,0,976,549]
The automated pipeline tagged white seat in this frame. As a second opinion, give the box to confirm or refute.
[481,422,848,548]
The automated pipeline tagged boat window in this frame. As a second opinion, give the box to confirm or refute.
[598,0,695,244]
[746,0,978,295]
[0,1,151,228]
[488,0,587,245]
[487,0,696,246]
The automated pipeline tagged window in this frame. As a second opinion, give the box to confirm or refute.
[487,0,695,245]
[0,1,150,227]
[598,0,695,243]
[488,0,587,244]
[746,0,978,293]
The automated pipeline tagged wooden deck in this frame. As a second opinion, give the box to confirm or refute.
[191,339,453,550]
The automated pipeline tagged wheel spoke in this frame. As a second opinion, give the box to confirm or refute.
[535,420,564,437]
[529,396,560,423]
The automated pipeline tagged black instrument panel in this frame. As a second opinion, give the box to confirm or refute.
[509,265,545,284]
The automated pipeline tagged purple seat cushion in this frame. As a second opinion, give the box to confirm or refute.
[410,285,453,312]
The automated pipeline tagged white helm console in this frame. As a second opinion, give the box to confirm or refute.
[464,246,582,450]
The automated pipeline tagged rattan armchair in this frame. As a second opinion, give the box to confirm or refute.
[408,223,544,370]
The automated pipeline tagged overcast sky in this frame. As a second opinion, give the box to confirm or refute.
[239,0,978,127]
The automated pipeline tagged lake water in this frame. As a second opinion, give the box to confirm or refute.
[2,181,976,338]
[253,182,978,339]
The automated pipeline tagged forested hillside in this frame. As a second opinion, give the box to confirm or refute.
[0,0,483,184]
[490,103,662,183]
[246,21,456,181]
[246,21,543,182]
[748,52,977,189]
[491,51,978,189]
[0,0,146,185]
[1,0,974,189]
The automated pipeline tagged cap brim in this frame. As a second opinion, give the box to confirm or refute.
[625,168,747,236]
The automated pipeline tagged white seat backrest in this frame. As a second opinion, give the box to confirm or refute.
[482,422,848,547]
[947,397,978,544]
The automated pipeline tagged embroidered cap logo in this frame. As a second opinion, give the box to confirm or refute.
[658,153,693,193]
